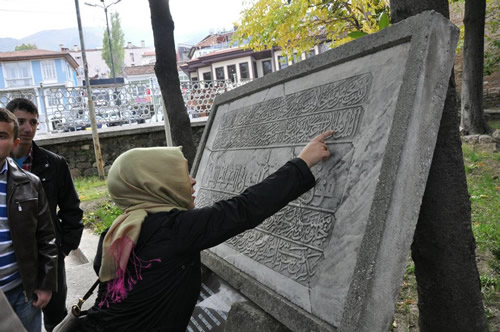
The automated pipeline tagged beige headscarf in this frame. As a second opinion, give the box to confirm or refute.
[99,147,192,285]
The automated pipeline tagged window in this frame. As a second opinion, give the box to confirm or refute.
[227,65,236,82]
[306,49,315,59]
[66,64,72,81]
[203,72,212,88]
[203,72,212,82]
[178,71,189,82]
[61,62,73,82]
[239,62,249,80]
[292,53,300,64]
[253,61,258,79]
[262,60,272,76]
[41,60,57,82]
[4,61,32,87]
[47,92,58,107]
[130,53,135,63]
[278,55,288,70]
[215,67,225,80]
[318,43,330,54]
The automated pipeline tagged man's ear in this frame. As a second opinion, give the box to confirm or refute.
[12,137,20,151]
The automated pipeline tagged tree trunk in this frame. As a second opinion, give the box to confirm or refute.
[390,1,488,331]
[460,0,489,135]
[148,0,196,168]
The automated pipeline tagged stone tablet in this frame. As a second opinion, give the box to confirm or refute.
[192,11,459,332]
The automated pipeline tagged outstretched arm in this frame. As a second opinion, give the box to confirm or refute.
[175,130,335,252]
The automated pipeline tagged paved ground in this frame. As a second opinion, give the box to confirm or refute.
[65,228,101,311]
[42,229,100,331]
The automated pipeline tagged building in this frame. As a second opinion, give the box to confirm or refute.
[0,49,79,131]
[180,31,328,84]
[0,49,78,89]
[67,41,155,84]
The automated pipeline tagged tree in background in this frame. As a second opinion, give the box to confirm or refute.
[147,0,196,168]
[102,12,125,77]
[484,0,500,76]
[390,0,487,330]
[15,43,37,51]
[233,0,390,56]
[460,0,489,135]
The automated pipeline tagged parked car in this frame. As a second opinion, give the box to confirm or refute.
[62,115,103,132]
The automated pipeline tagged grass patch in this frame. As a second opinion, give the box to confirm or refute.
[489,119,500,130]
[74,176,107,202]
[463,144,500,327]
[392,144,499,330]
[83,199,122,234]
[74,176,121,235]
[463,145,500,267]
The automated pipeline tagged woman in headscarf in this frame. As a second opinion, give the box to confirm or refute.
[78,130,333,332]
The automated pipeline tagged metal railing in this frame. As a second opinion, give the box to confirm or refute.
[0,79,251,133]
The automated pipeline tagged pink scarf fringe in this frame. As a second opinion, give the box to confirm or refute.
[99,237,161,308]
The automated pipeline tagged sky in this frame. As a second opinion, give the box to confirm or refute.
[0,0,247,44]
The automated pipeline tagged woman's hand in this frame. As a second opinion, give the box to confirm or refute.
[298,130,334,168]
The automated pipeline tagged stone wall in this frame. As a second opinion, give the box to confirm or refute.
[36,120,207,177]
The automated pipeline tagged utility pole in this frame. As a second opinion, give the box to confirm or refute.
[75,0,106,178]
[85,0,121,83]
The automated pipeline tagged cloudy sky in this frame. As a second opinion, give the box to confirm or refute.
[0,0,246,44]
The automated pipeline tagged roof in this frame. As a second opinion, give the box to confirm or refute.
[124,64,156,76]
[196,31,234,48]
[0,49,79,69]
[143,51,156,56]
[181,47,272,72]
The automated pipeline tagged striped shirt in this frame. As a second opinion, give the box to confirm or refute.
[0,160,21,292]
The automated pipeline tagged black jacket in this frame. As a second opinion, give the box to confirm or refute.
[81,158,315,332]
[31,141,83,255]
[6,157,58,297]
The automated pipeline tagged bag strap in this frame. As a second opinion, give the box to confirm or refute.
[82,279,100,301]
[73,278,100,316]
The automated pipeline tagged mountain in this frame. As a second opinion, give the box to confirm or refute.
[0,26,208,53]
[0,27,104,52]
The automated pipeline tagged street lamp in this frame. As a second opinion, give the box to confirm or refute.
[84,0,121,83]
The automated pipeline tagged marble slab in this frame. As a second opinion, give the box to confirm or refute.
[192,11,459,332]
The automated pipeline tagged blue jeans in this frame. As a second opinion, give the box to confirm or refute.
[5,284,41,332]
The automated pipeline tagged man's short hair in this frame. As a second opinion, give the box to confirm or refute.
[5,98,39,117]
[0,108,19,140]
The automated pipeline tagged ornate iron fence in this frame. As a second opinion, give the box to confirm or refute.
[0,79,250,133]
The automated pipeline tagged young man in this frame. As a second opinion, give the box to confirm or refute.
[0,108,57,332]
[6,98,84,332]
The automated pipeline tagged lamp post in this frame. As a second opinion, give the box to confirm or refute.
[84,0,121,83]
[74,0,105,178]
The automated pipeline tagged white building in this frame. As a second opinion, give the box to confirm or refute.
[65,41,155,83]
[180,31,329,83]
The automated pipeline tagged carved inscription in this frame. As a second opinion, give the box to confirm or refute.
[196,188,335,284]
[213,73,372,150]
[198,73,372,286]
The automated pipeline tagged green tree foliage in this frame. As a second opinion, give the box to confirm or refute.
[233,0,390,56]
[102,12,125,77]
[15,43,37,51]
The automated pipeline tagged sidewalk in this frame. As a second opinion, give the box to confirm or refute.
[65,228,101,311]
[42,229,100,332]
